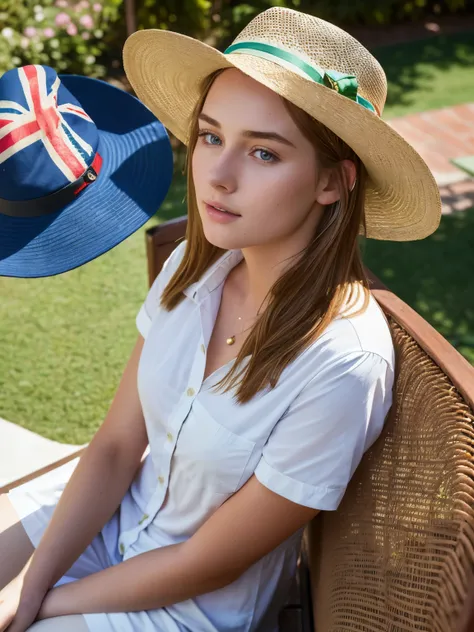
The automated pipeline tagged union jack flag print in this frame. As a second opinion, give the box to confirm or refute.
[0,65,95,182]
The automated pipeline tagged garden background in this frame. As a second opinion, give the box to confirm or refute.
[1,0,474,444]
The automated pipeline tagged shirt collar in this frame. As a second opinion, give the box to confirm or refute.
[183,249,244,303]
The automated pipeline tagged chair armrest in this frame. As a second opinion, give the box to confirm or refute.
[0,447,86,495]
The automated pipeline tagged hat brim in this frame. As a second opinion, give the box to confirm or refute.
[123,29,441,242]
[0,74,173,278]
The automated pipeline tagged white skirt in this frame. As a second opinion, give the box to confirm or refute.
[8,459,190,632]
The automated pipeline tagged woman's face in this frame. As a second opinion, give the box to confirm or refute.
[192,69,333,252]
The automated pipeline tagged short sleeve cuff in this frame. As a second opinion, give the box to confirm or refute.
[254,457,345,511]
[136,304,151,339]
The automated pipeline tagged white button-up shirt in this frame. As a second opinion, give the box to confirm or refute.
[109,240,394,631]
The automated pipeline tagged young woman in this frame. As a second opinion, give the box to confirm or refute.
[0,7,441,632]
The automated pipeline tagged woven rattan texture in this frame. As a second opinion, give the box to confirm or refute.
[310,319,474,631]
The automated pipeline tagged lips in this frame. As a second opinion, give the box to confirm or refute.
[205,201,241,216]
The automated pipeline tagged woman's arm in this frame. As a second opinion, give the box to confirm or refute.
[37,475,318,618]
[21,336,149,597]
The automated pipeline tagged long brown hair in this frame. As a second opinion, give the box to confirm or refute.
[161,70,370,403]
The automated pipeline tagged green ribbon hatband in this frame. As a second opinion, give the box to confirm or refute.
[224,41,377,115]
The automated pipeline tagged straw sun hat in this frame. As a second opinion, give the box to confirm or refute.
[123,7,441,242]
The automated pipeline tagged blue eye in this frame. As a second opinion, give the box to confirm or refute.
[254,149,277,163]
[207,133,221,145]
[198,131,222,146]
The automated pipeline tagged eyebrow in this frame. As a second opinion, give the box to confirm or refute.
[198,113,296,148]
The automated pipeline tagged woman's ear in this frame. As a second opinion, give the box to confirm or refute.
[315,159,357,206]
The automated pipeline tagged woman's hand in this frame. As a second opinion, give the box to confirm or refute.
[0,573,45,632]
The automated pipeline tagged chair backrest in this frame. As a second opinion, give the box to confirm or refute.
[146,218,474,632]
[308,296,474,632]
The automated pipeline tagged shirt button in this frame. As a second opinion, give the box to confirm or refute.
[158,475,165,485]
[186,387,195,397]
[166,432,173,442]
[119,543,125,555]
[201,344,206,354]
[138,513,149,525]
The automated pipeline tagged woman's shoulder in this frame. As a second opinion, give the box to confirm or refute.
[138,240,187,333]
[160,238,187,281]
[320,289,395,370]
[147,239,187,297]
[279,289,394,402]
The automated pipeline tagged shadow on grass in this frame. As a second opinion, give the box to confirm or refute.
[362,208,474,364]
[374,31,474,114]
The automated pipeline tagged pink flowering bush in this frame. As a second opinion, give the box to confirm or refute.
[0,0,122,76]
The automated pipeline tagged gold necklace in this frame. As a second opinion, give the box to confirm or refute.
[226,315,256,346]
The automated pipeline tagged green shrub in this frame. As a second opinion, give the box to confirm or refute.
[310,0,470,25]
[1,0,472,82]
[210,0,472,48]
[0,0,122,76]
[135,0,211,39]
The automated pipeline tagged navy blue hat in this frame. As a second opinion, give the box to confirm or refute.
[0,65,173,278]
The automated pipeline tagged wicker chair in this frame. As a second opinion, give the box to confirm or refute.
[3,216,474,632]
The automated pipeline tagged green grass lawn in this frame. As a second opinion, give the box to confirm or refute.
[2,30,474,444]
[374,31,474,118]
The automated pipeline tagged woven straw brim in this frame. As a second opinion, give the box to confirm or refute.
[123,30,441,242]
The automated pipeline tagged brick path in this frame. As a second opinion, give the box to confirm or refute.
[388,103,474,214]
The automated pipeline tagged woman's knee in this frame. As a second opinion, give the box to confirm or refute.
[27,615,90,631]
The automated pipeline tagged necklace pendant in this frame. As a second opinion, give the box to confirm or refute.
[226,336,236,346]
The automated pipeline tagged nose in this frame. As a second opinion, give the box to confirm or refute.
[208,151,238,194]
